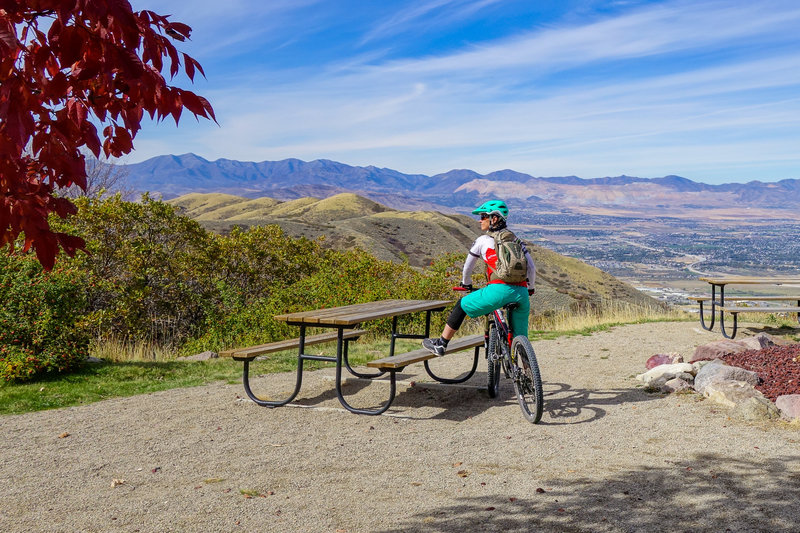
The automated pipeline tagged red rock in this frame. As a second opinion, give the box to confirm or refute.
[646,352,684,369]
[718,343,800,401]
[691,340,746,362]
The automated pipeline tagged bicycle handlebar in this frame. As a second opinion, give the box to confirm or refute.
[455,284,535,296]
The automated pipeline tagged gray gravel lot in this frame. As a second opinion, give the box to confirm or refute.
[2,321,799,533]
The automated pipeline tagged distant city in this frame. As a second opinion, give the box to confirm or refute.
[513,210,800,306]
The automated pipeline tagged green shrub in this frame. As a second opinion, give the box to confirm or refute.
[182,248,461,354]
[37,195,463,360]
[57,194,218,345]
[0,254,89,381]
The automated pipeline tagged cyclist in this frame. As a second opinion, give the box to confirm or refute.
[423,199,536,356]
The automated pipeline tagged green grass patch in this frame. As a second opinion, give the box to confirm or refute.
[0,359,241,415]
[0,337,423,415]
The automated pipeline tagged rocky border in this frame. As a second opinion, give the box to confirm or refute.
[636,333,800,421]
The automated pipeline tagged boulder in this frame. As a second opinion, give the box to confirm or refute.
[691,360,713,374]
[179,351,218,361]
[691,339,746,362]
[738,333,780,351]
[646,352,684,369]
[636,363,696,386]
[693,359,760,394]
[775,395,800,420]
[703,381,780,420]
[661,378,693,393]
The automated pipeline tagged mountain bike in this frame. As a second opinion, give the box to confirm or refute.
[455,286,543,423]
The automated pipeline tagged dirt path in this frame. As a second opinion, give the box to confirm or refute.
[2,321,799,533]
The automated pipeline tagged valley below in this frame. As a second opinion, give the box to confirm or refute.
[515,208,800,306]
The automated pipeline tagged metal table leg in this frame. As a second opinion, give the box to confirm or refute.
[334,328,396,415]
[720,311,738,339]
[423,346,481,384]
[699,284,717,331]
[240,325,338,408]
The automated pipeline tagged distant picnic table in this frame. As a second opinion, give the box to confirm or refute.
[690,276,800,338]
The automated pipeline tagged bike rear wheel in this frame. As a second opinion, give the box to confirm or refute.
[511,335,543,424]
[486,329,501,398]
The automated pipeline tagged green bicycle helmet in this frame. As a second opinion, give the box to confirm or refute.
[472,199,509,219]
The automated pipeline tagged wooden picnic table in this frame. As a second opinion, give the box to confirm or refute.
[694,276,800,338]
[235,299,485,415]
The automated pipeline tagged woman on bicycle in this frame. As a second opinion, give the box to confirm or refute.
[423,199,536,356]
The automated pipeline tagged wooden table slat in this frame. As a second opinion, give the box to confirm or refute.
[298,300,409,322]
[274,300,417,322]
[688,296,800,301]
[274,299,451,326]
[717,306,800,313]
[699,277,800,285]
[323,301,450,326]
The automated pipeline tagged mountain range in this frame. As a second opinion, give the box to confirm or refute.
[124,153,800,218]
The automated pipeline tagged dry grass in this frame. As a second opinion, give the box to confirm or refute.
[451,299,688,341]
[89,338,176,362]
[530,299,688,335]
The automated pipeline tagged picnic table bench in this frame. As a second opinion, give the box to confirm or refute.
[693,276,800,339]
[220,330,368,361]
[223,299,486,415]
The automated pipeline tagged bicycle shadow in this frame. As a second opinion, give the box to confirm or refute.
[539,381,662,425]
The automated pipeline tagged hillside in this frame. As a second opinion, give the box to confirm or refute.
[168,193,662,314]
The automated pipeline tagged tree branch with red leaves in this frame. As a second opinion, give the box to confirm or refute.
[0,0,216,269]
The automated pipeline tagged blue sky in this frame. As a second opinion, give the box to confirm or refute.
[128,0,800,184]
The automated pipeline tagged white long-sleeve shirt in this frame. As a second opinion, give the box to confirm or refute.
[461,234,536,288]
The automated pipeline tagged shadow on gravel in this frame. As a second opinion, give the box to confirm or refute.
[540,382,662,426]
[288,372,496,422]
[378,453,800,532]
[737,324,800,339]
[278,376,663,424]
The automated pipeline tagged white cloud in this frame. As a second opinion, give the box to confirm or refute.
[359,0,504,45]
[127,0,800,183]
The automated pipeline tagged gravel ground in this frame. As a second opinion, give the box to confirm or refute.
[2,321,800,533]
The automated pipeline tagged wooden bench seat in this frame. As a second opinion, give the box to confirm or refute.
[367,334,484,370]
[220,329,368,361]
[717,306,800,314]
[688,296,799,302]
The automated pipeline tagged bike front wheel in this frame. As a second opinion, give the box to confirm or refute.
[511,335,543,424]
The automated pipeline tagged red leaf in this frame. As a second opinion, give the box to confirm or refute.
[166,22,191,40]
[1,3,213,268]
[83,121,102,158]
[0,19,18,51]
[179,90,206,118]
[183,52,195,81]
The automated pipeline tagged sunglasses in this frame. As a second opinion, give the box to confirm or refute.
[479,214,491,220]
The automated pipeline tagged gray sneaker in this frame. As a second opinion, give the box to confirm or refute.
[422,338,447,357]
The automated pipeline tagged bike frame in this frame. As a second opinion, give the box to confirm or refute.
[454,286,514,355]
[484,305,515,359]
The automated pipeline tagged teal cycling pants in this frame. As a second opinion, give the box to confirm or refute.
[460,283,531,337]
